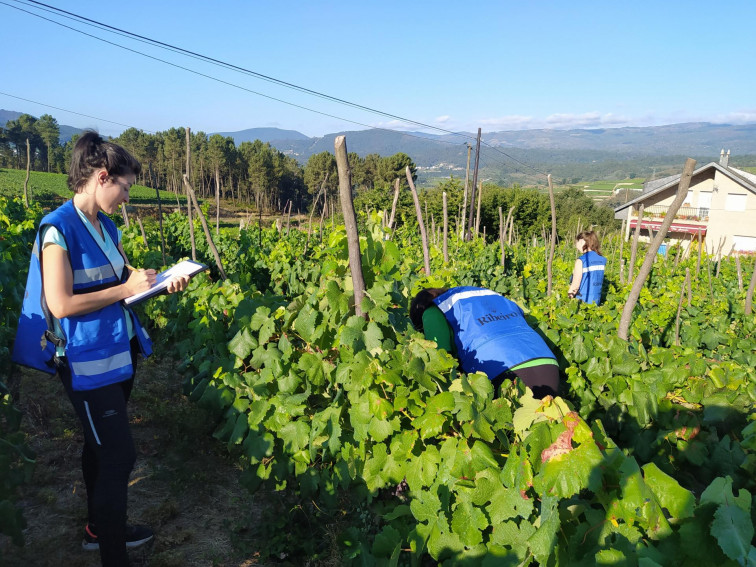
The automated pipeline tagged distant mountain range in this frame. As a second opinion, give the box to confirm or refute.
[4,108,755,183]
[215,122,756,169]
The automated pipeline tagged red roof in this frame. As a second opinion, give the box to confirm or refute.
[629,219,707,235]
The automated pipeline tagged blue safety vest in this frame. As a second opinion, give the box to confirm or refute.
[432,286,555,379]
[577,251,606,305]
[12,200,152,390]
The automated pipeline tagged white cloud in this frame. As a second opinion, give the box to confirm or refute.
[371,119,418,132]
[710,111,756,124]
[543,112,632,129]
[478,115,535,131]
[435,115,451,124]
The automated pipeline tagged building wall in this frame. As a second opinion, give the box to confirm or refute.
[621,169,756,255]
[707,171,756,253]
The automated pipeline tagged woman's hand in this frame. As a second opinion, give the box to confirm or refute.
[165,274,191,294]
[123,268,157,296]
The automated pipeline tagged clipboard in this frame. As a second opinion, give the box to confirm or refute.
[124,260,208,306]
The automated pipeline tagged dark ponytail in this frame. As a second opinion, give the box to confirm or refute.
[409,288,448,331]
[67,130,141,193]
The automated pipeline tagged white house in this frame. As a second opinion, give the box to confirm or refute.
[614,151,756,255]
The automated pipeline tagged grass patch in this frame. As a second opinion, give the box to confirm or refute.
[0,168,185,206]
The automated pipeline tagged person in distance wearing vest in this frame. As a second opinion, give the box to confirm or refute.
[567,230,606,305]
[13,131,191,567]
[410,287,559,399]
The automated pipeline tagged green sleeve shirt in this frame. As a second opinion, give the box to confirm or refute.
[422,306,456,356]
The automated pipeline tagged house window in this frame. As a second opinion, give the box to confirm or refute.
[697,191,713,218]
[733,236,756,252]
[725,193,747,212]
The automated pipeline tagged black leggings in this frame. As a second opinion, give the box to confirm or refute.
[58,342,138,567]
[491,363,560,399]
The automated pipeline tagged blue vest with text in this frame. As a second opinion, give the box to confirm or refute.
[12,200,152,390]
[432,286,555,379]
[577,251,606,305]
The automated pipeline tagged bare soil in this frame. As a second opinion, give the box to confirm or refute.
[0,356,270,567]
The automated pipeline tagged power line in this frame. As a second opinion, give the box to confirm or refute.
[2,1,483,153]
[0,91,150,132]
[12,0,476,140]
[2,0,548,176]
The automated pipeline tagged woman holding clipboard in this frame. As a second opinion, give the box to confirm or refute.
[13,131,192,566]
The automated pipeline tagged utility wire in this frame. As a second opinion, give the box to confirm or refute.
[13,0,475,140]
[0,90,150,132]
[3,0,547,176]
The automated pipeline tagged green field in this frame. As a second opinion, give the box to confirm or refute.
[0,168,185,205]
[574,179,644,201]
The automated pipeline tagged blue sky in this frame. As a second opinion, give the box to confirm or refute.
[1,0,755,138]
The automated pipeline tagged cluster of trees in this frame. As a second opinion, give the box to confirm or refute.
[1,114,615,238]
[355,177,617,243]
[0,116,418,214]
[0,114,64,173]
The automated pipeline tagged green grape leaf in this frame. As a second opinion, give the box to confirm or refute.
[406,446,440,490]
[611,457,671,539]
[410,487,442,524]
[279,420,310,454]
[513,392,572,434]
[710,504,755,563]
[228,327,257,359]
[451,496,488,547]
[413,411,447,440]
[368,417,393,442]
[534,441,603,499]
[641,462,695,520]
[228,411,249,445]
[527,494,560,564]
[486,481,534,523]
[363,442,389,492]
[372,524,401,558]
[293,304,320,343]
[364,321,384,354]
[701,476,752,511]
[242,428,275,464]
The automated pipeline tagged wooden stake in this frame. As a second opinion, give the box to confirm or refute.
[136,215,148,248]
[674,269,690,346]
[23,138,31,207]
[120,203,130,229]
[628,203,644,284]
[474,181,482,237]
[618,219,626,284]
[183,173,227,279]
[467,129,481,237]
[185,127,196,261]
[707,259,714,298]
[406,166,431,275]
[387,178,400,234]
[334,136,368,319]
[546,174,557,296]
[619,159,696,341]
[499,206,505,267]
[148,162,167,266]
[746,259,756,316]
[461,143,471,239]
[687,267,692,308]
[696,229,703,277]
[442,191,448,264]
